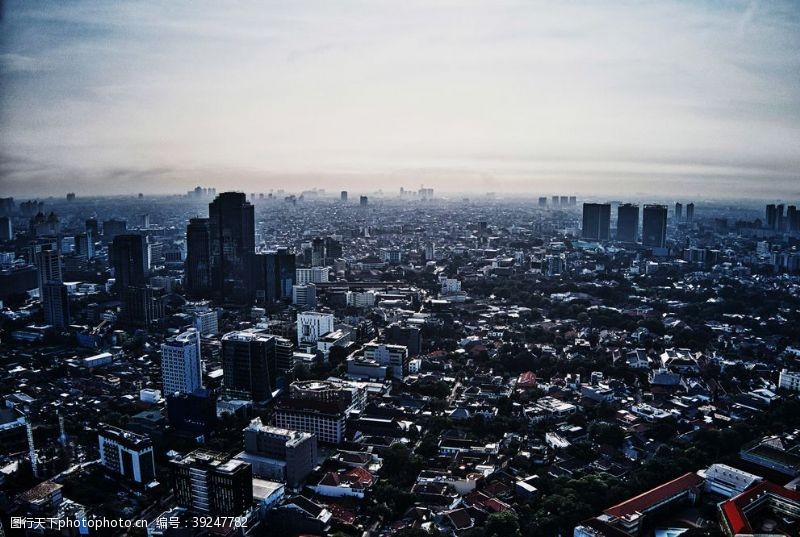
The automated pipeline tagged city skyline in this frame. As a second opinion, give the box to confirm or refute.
[2,0,799,199]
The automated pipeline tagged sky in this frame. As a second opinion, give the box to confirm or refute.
[1,0,799,199]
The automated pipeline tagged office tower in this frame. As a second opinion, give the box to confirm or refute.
[766,204,778,229]
[85,218,99,238]
[675,202,683,221]
[238,417,317,487]
[0,197,14,215]
[362,342,410,378]
[208,192,255,303]
[582,203,611,240]
[221,330,288,401]
[386,323,422,356]
[538,197,547,207]
[170,450,253,517]
[98,424,156,484]
[296,267,329,285]
[161,329,203,396]
[340,191,348,202]
[254,248,296,305]
[616,204,639,243]
[297,312,334,345]
[185,218,212,297]
[0,216,12,241]
[74,232,94,259]
[685,202,695,222]
[642,205,668,248]
[310,238,325,267]
[324,237,342,264]
[569,196,577,206]
[42,282,70,328]
[551,196,559,206]
[777,204,786,231]
[274,380,366,444]
[112,234,147,293]
[194,310,219,336]
[138,214,150,229]
[560,196,568,206]
[123,285,165,327]
[424,243,436,262]
[292,283,317,307]
[102,218,127,241]
[788,206,799,232]
[359,195,368,207]
[36,249,62,298]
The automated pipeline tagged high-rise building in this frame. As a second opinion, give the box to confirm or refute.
[642,205,668,248]
[161,329,203,396]
[237,417,317,487]
[324,237,342,264]
[538,197,547,207]
[36,249,62,298]
[582,203,611,240]
[123,285,165,327]
[569,196,577,206]
[254,248,296,304]
[675,202,683,221]
[560,196,568,206]
[616,204,639,243]
[185,218,212,297]
[296,267,329,285]
[359,195,368,208]
[297,312,334,345]
[787,205,799,232]
[310,238,325,267]
[551,196,559,206]
[221,330,289,401]
[0,216,12,241]
[112,234,148,294]
[340,191,348,202]
[685,202,695,222]
[777,204,786,231]
[385,323,422,356]
[170,450,253,517]
[273,380,367,444]
[98,424,156,484]
[74,232,94,259]
[209,192,255,304]
[42,282,70,328]
[292,284,317,308]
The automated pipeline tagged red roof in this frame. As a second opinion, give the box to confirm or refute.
[604,472,704,518]
[719,481,800,535]
[517,371,537,388]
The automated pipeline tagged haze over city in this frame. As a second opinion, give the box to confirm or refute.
[1,0,799,199]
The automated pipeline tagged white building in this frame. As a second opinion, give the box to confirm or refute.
[297,312,334,345]
[362,343,409,378]
[702,464,762,498]
[98,424,156,484]
[779,369,800,393]
[194,310,218,336]
[292,284,317,307]
[160,329,203,395]
[346,290,376,308]
[439,277,461,295]
[296,267,329,285]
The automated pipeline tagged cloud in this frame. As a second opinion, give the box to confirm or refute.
[0,0,799,198]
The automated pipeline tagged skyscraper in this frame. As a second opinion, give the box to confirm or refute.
[310,238,325,267]
[36,249,62,298]
[161,329,203,396]
[112,234,148,294]
[616,204,639,243]
[0,216,12,241]
[340,191,348,202]
[642,205,668,248]
[170,451,253,517]
[209,192,255,304]
[185,217,212,297]
[359,195,368,207]
[685,202,695,222]
[221,330,288,401]
[675,202,683,220]
[74,232,94,259]
[787,205,799,232]
[582,203,611,240]
[42,281,70,328]
[324,237,342,264]
[254,248,296,305]
[538,197,547,207]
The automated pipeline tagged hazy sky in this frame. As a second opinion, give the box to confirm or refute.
[1,0,799,198]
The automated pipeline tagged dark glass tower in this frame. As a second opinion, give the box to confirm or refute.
[208,192,255,304]
[254,248,296,305]
[642,205,668,248]
[221,330,284,401]
[582,203,611,240]
[616,204,639,243]
[111,234,148,294]
[185,217,212,297]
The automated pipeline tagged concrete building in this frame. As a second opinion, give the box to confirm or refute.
[170,450,253,517]
[161,329,203,395]
[297,311,334,345]
[98,424,156,484]
[236,418,317,488]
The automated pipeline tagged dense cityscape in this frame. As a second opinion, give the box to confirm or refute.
[0,190,799,536]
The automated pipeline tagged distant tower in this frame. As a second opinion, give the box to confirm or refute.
[538,197,547,207]
[582,203,611,240]
[360,195,368,208]
[209,192,255,303]
[685,202,695,222]
[616,204,639,243]
[642,205,668,248]
[340,191,348,202]
[185,218,212,297]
